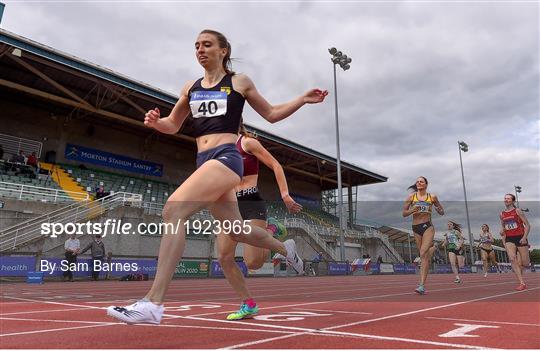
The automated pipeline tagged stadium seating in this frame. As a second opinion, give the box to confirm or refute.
[62,164,179,203]
[0,173,74,202]
[268,202,337,228]
[0,174,59,189]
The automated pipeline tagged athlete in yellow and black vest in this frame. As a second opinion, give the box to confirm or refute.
[403,176,444,295]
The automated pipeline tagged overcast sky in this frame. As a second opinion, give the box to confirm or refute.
[1,1,538,242]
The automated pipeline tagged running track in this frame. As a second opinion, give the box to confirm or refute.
[1,273,539,349]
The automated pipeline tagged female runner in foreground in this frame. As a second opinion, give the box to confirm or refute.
[107,29,327,324]
[402,176,444,295]
[500,194,530,291]
[223,126,303,320]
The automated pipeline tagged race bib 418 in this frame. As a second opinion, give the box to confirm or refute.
[504,221,518,230]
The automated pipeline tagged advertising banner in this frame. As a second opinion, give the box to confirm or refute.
[0,256,36,276]
[211,260,248,277]
[65,143,163,177]
[175,260,209,277]
[379,263,395,274]
[328,262,349,275]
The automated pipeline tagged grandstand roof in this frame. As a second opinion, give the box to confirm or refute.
[0,29,387,190]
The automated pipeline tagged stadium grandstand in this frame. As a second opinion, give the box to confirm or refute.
[0,28,445,274]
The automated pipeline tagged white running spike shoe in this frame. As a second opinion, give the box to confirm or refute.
[272,239,304,275]
[107,299,164,325]
[284,239,304,275]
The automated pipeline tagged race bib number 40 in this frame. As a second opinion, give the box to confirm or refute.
[190,91,228,118]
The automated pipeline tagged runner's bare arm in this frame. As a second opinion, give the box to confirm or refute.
[432,194,444,215]
[237,74,327,124]
[144,80,194,134]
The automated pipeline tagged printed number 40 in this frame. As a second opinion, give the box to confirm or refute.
[198,101,218,116]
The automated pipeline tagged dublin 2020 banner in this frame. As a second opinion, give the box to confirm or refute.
[65,143,163,177]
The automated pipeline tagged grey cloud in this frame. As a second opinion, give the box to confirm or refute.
[1,1,538,205]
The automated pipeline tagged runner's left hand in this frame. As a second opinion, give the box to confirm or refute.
[283,195,302,213]
[303,89,328,104]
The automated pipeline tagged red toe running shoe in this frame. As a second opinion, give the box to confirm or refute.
[515,283,527,291]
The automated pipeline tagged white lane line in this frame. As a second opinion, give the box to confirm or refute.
[0,316,297,335]
[426,316,540,327]
[323,287,540,331]
[209,287,539,349]
[2,278,414,300]
[1,307,92,316]
[292,308,372,315]
[4,279,537,320]
[0,323,115,337]
[1,295,195,321]
[0,317,117,325]
[218,330,498,350]
[84,300,137,304]
[2,296,103,310]
[184,279,530,318]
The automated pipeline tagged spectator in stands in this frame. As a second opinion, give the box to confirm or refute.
[95,185,109,199]
[26,152,38,168]
[377,255,383,264]
[63,234,80,282]
[96,186,105,199]
[0,144,4,160]
[10,150,25,164]
[9,151,27,175]
[311,252,323,276]
[80,235,105,281]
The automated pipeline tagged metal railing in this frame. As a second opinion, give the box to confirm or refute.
[284,218,339,261]
[0,181,89,203]
[0,133,43,159]
[283,217,403,263]
[0,192,142,252]
[376,231,404,263]
[141,201,212,222]
[142,201,164,216]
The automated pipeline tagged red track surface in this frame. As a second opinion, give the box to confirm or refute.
[1,273,539,349]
